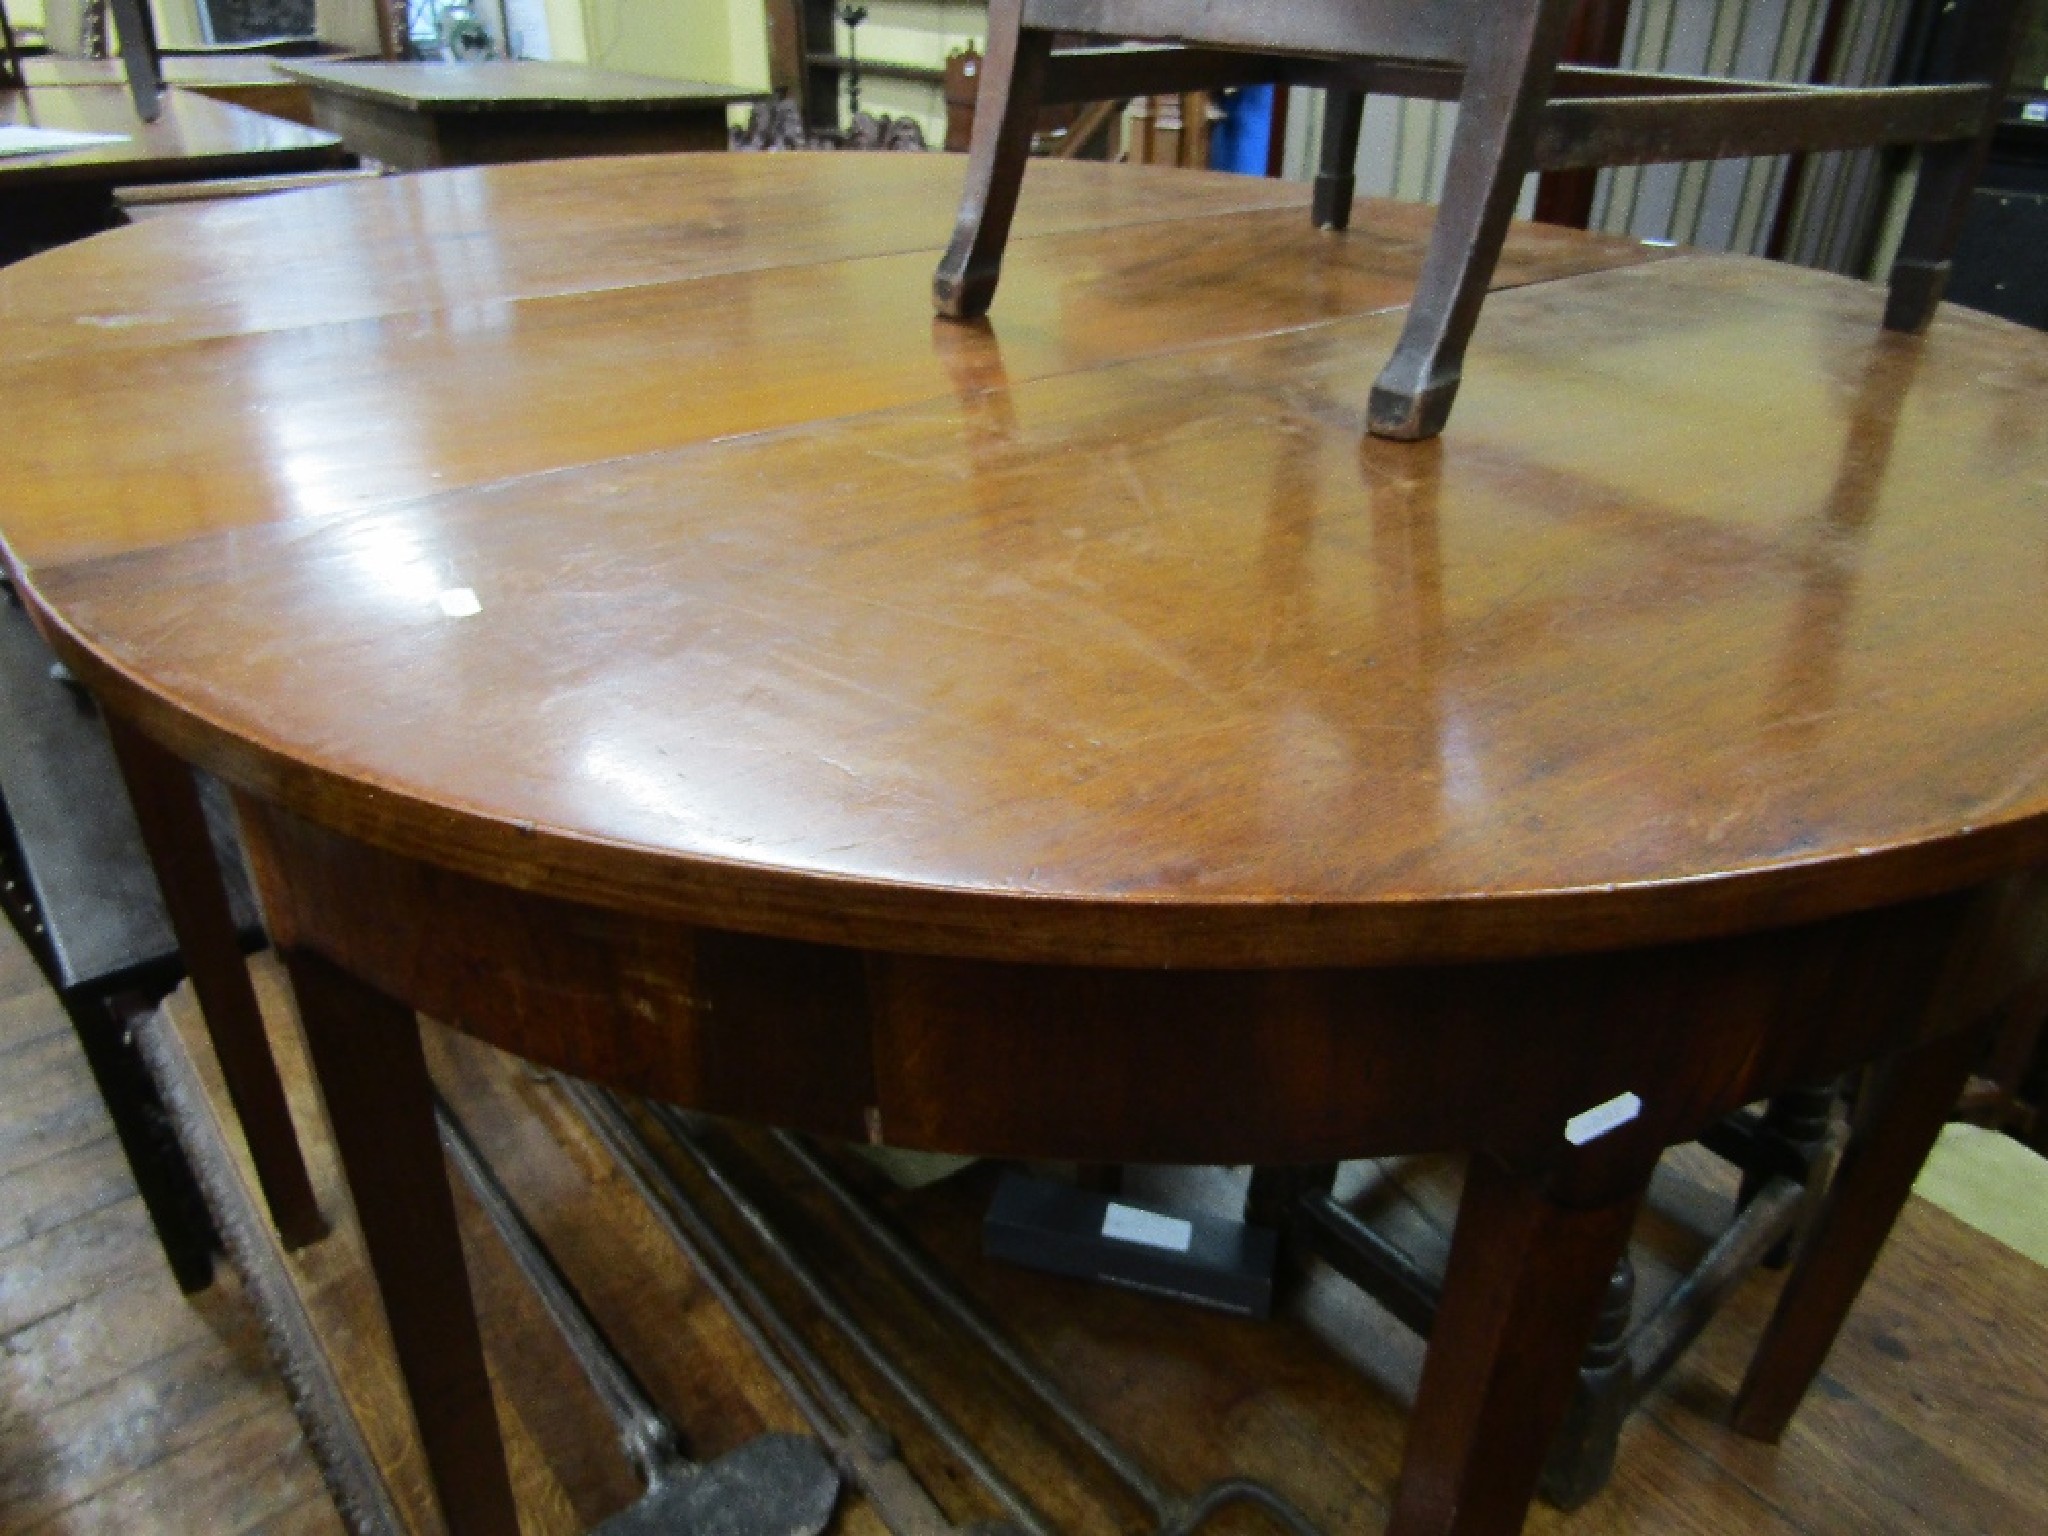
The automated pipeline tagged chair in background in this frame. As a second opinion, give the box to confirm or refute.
[936,0,2033,440]
[0,1,21,91]
[12,0,164,117]
[104,0,164,119]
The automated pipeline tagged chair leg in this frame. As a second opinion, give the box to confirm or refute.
[1386,1144,1659,1536]
[1731,1018,1991,1442]
[1883,0,2031,332]
[1313,89,1366,232]
[1245,1162,1339,1299]
[63,991,218,1294]
[1738,1082,1841,1269]
[1535,1255,1637,1510]
[933,0,1054,319]
[1367,0,1578,441]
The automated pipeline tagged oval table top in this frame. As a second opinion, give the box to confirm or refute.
[3,153,2046,969]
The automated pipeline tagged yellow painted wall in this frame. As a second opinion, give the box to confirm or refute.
[570,0,769,88]
[828,0,981,143]
[542,0,588,61]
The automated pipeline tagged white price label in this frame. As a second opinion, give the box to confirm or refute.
[1564,1092,1644,1147]
[1102,1202,1194,1253]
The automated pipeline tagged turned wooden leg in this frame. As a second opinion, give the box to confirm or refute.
[1313,89,1366,232]
[1387,1144,1657,1536]
[1738,1083,1839,1269]
[105,714,326,1249]
[1245,1162,1339,1297]
[1244,1162,1340,1230]
[1535,1254,1636,1511]
[932,0,1053,319]
[287,948,521,1536]
[1367,0,1578,442]
[1731,1019,1991,1442]
[1883,0,2030,332]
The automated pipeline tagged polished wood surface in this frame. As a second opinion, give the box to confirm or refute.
[4,157,2045,968]
[0,156,1314,365]
[277,61,758,170]
[277,60,764,113]
[0,85,343,188]
[21,56,319,126]
[6,155,2047,1536]
[24,56,302,89]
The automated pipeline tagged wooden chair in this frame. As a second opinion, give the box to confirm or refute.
[935,0,2033,440]
[5,0,163,118]
[0,0,22,91]
[104,0,164,121]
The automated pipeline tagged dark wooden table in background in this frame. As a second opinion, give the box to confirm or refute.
[0,83,346,254]
[2,155,2045,1536]
[276,60,761,169]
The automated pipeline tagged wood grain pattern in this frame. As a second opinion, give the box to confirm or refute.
[0,156,1318,366]
[15,243,2047,966]
[6,155,2047,1536]
[0,170,1643,568]
[277,61,765,113]
[228,791,2027,1167]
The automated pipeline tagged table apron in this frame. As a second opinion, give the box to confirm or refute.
[234,795,2048,1170]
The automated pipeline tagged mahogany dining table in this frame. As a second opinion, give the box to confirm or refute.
[1,154,2045,1536]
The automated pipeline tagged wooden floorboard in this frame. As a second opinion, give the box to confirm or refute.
[9,902,2048,1536]
[0,1132,136,1257]
[0,922,340,1536]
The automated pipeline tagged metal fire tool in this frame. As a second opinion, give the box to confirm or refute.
[769,1130,1326,1536]
[585,1081,1327,1536]
[434,1099,843,1536]
[563,1081,979,1536]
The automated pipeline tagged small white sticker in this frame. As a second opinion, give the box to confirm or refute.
[2023,102,2046,124]
[438,587,482,617]
[1564,1091,1643,1147]
[1102,1202,1194,1253]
